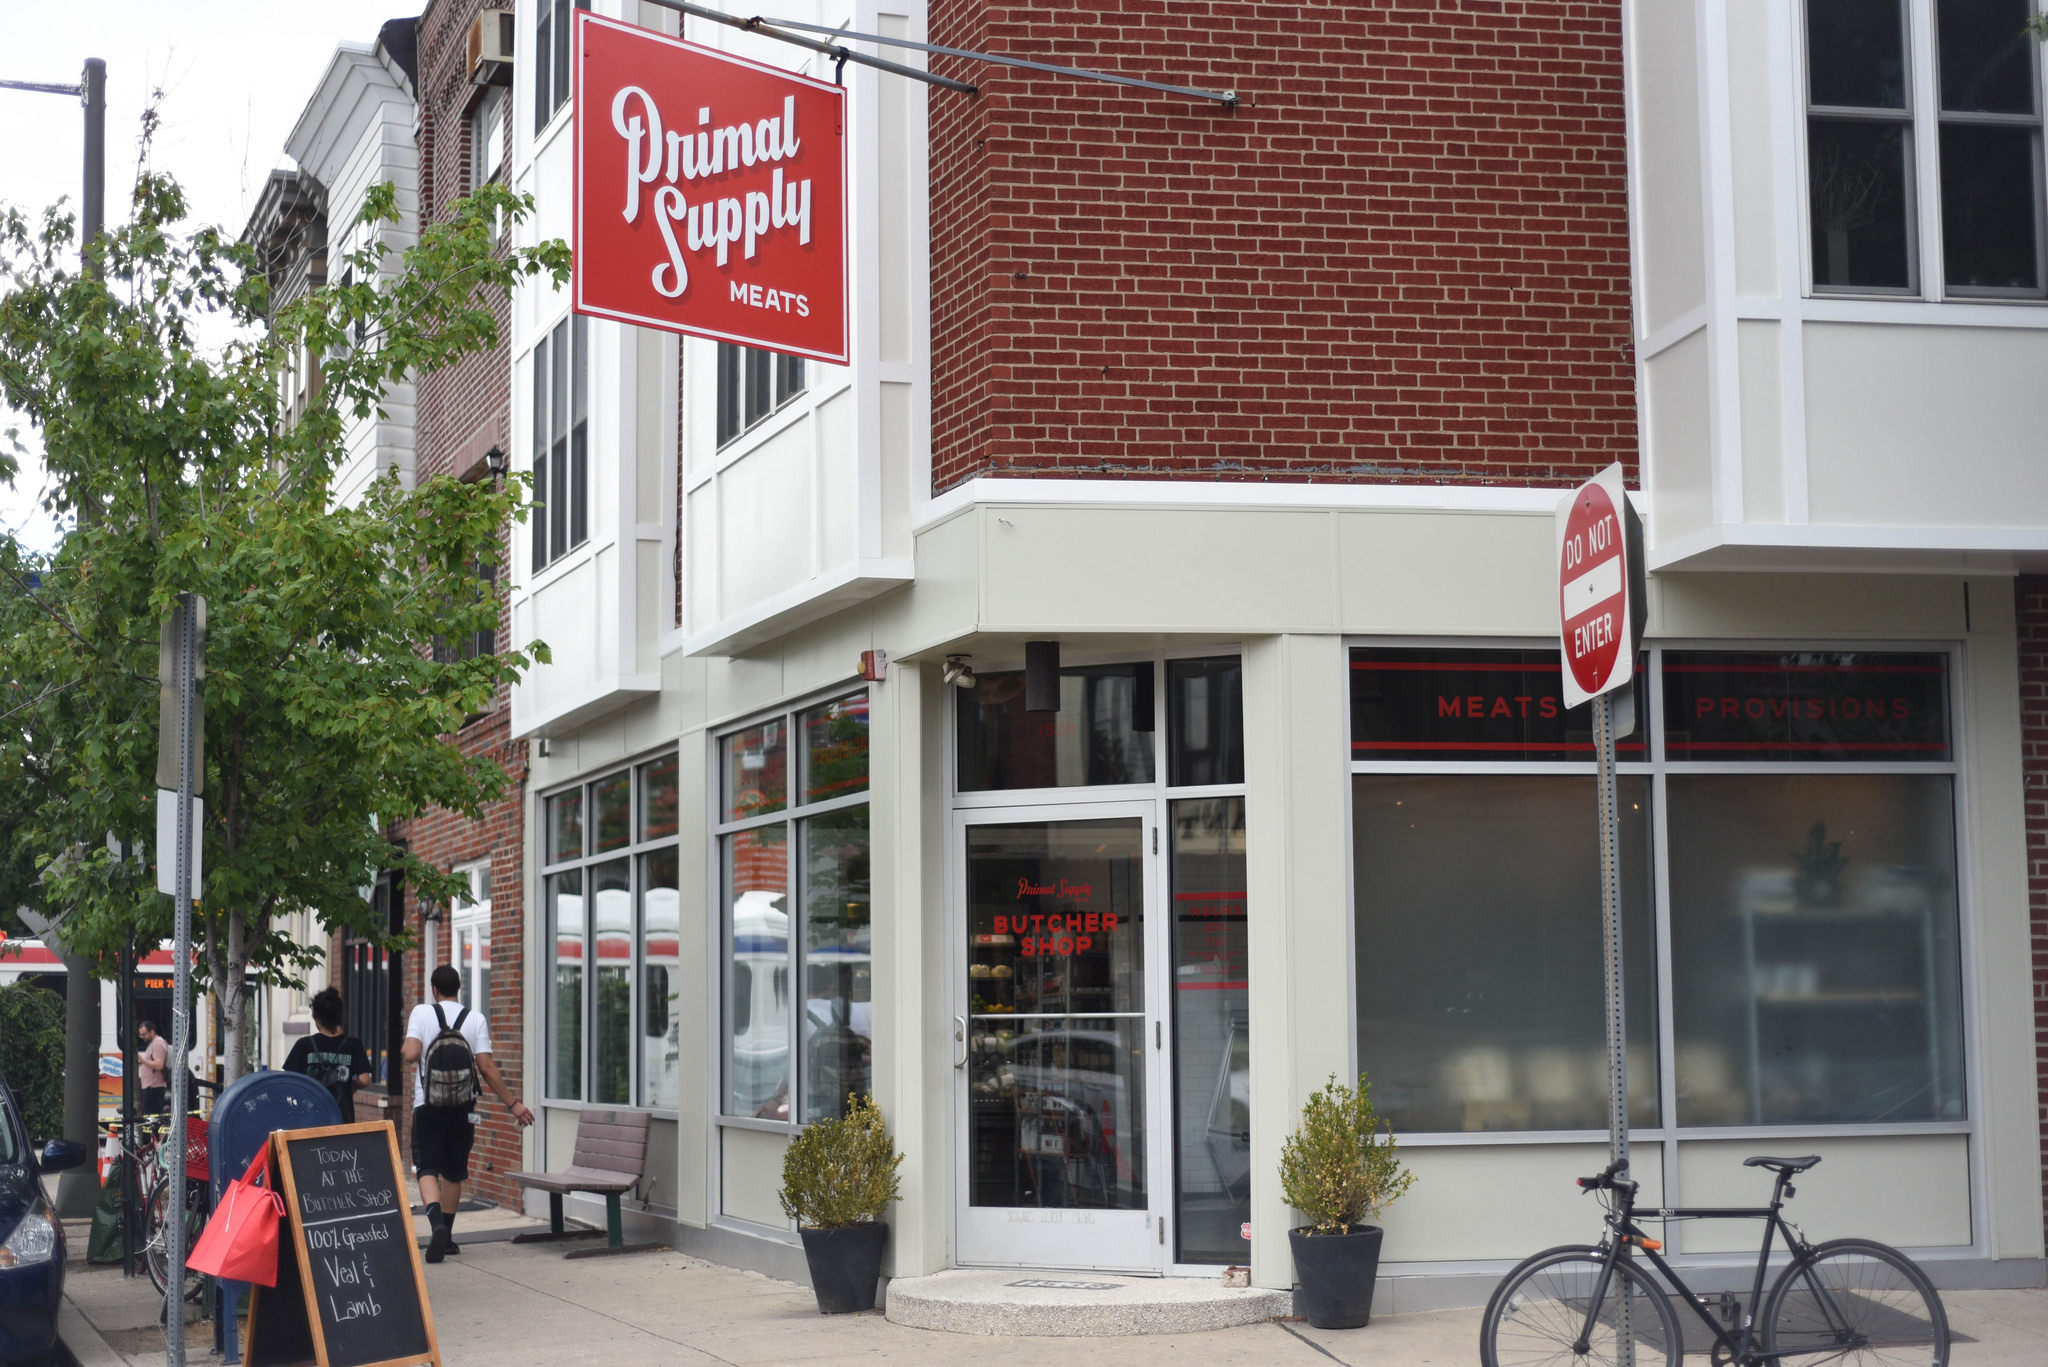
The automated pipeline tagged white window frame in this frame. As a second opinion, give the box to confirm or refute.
[709,686,872,1136]
[1800,0,2048,300]
[539,750,681,1114]
[1344,636,1971,1154]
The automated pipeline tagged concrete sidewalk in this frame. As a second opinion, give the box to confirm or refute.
[57,1225,2048,1364]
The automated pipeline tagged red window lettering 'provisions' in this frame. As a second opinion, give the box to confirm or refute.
[574,12,847,362]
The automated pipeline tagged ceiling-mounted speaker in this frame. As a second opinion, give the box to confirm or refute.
[1025,640,1061,712]
[1132,661,1155,732]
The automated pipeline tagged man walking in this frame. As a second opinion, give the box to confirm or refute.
[401,965,532,1263]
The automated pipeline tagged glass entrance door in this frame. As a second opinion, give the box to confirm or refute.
[953,806,1167,1271]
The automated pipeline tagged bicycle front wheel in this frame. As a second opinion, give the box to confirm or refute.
[1761,1238,1949,1367]
[1482,1245,1682,1367]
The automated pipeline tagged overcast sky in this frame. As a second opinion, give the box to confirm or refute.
[0,1,412,553]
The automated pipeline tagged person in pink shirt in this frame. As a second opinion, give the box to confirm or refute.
[136,1020,170,1114]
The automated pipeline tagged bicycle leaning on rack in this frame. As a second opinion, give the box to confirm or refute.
[1479,1155,1948,1367]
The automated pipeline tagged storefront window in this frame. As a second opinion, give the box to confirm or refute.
[719,689,871,1128]
[545,869,583,1100]
[1669,776,1964,1125]
[591,858,632,1105]
[542,752,680,1107]
[639,847,680,1109]
[957,664,1155,790]
[1170,796,1248,1262]
[1168,658,1244,787]
[1351,648,1646,760]
[1353,774,1658,1133]
[1348,646,1965,1138]
[801,809,871,1123]
[1660,651,1950,761]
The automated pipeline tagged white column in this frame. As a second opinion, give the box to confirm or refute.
[869,660,948,1275]
[1243,634,1355,1290]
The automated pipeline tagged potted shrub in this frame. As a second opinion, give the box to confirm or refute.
[780,1093,904,1314]
[1279,1072,1415,1330]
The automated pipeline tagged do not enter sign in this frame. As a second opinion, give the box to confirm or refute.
[1555,463,1645,709]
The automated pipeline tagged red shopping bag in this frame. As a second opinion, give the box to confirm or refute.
[186,1145,286,1286]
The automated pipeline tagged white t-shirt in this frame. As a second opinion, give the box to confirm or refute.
[404,1001,492,1111]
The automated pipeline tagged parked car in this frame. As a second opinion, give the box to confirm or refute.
[0,1078,86,1367]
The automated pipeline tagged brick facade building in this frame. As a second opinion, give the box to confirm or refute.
[372,0,529,1208]
[2022,576,2048,1238]
[509,0,2047,1296]
[925,2,1634,490]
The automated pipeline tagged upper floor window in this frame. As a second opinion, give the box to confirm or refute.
[1805,0,2045,297]
[533,0,589,135]
[432,558,497,664]
[472,88,507,190]
[715,343,805,446]
[531,315,588,571]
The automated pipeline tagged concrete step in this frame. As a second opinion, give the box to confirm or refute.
[884,1268,1293,1337]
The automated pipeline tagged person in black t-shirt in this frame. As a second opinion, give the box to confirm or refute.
[283,987,374,1115]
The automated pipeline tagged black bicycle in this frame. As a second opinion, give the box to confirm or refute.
[1480,1155,1948,1366]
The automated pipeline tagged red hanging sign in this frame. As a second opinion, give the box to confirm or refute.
[573,11,849,363]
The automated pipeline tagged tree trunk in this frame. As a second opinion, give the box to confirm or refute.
[221,907,250,1083]
[52,945,102,1218]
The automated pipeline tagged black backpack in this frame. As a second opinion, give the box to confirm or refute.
[423,1004,478,1109]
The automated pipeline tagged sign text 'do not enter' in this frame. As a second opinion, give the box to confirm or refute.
[1555,466,1636,709]
[573,11,848,362]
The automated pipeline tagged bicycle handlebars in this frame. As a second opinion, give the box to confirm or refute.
[1577,1160,1635,1192]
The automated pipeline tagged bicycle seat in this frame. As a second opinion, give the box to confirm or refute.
[1743,1155,1820,1174]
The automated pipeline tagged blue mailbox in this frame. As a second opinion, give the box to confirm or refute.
[209,1071,344,1361]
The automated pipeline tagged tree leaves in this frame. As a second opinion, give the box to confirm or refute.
[0,163,569,1078]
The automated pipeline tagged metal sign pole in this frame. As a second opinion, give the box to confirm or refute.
[166,595,195,1365]
[1592,689,1633,1364]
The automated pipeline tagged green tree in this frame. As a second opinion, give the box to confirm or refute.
[0,156,568,1081]
[0,979,65,1142]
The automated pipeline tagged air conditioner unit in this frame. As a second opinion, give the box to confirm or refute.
[469,10,514,87]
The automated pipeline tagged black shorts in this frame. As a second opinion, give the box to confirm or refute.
[140,1087,168,1114]
[411,1106,476,1183]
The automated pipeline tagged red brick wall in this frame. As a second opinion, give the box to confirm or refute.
[416,0,514,483]
[925,0,1636,492]
[399,0,531,1209]
[2020,575,2048,1241]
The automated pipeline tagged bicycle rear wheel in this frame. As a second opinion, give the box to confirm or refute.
[1482,1245,1682,1367]
[142,1177,209,1302]
[1761,1238,1949,1366]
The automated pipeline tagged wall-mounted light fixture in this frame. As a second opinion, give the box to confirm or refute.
[1025,640,1060,712]
[484,444,508,483]
[942,656,976,690]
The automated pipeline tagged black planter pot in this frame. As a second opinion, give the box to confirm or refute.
[1289,1224,1385,1330]
[799,1222,889,1314]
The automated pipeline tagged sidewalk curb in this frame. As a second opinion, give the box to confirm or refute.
[56,1298,127,1367]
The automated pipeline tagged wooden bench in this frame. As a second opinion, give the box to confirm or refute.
[507,1109,661,1257]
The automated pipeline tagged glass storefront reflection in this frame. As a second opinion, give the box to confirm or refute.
[1170,798,1248,1263]
[966,819,1145,1210]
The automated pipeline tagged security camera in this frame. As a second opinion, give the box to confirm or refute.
[943,656,977,690]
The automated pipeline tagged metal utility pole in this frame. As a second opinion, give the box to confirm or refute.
[163,593,203,1367]
[0,58,105,272]
[1,57,109,1222]
[81,58,105,274]
[1555,466,1646,1365]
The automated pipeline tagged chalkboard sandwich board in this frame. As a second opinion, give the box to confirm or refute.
[244,1121,440,1367]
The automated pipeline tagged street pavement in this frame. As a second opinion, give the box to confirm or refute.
[56,1209,2048,1365]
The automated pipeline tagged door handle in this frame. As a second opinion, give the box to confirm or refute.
[954,1015,968,1069]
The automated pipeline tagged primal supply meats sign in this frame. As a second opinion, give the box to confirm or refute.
[574,11,848,363]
